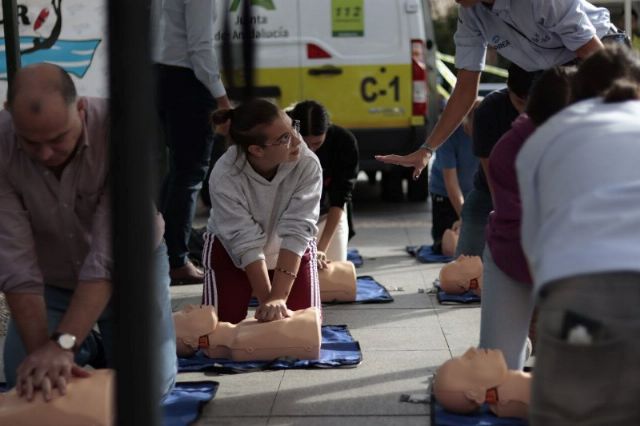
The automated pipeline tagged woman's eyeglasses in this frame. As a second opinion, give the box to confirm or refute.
[263,120,300,148]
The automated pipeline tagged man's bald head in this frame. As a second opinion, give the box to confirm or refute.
[7,64,85,171]
[6,63,77,112]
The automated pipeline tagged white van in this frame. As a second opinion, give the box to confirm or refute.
[215,0,439,201]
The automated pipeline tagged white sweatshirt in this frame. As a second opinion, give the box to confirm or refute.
[207,143,322,269]
[516,98,640,292]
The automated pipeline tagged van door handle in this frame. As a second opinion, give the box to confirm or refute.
[308,66,343,76]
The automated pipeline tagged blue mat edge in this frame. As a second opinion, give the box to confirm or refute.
[164,380,219,426]
[430,392,528,426]
[435,284,481,305]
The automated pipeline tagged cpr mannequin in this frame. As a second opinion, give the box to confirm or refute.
[318,260,357,302]
[433,348,531,419]
[174,305,322,361]
[441,228,459,257]
[438,255,482,296]
[0,369,114,426]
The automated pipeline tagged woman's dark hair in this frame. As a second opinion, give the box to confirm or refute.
[211,98,281,155]
[525,66,576,126]
[572,44,640,103]
[287,100,330,136]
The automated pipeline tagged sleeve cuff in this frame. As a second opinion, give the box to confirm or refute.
[280,236,310,257]
[211,81,227,99]
[239,248,265,269]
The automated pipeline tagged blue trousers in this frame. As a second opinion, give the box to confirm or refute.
[156,64,217,268]
[455,188,493,257]
[3,243,177,398]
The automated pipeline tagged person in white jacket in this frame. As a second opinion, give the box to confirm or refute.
[202,99,323,324]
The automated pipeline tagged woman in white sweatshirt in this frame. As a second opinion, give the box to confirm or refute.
[202,99,323,324]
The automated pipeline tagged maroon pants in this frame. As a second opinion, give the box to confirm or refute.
[202,233,320,324]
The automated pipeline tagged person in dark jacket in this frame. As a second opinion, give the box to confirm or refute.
[289,101,359,262]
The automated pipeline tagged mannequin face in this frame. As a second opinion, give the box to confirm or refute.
[434,348,509,411]
[439,255,482,295]
[173,304,218,352]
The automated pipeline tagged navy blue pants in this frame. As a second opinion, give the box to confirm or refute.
[156,64,217,268]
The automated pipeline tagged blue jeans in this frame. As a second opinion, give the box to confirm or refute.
[4,243,177,398]
[156,64,217,268]
[455,188,493,257]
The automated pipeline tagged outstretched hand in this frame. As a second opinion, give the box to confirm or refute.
[375,149,431,180]
[16,341,90,402]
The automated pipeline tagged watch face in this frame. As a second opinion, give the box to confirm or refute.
[58,334,76,350]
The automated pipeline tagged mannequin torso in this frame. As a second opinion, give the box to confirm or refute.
[0,369,114,426]
[319,261,357,302]
[174,305,322,362]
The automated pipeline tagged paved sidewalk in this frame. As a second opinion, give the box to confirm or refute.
[176,184,482,425]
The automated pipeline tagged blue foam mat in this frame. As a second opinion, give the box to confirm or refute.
[0,380,218,426]
[326,275,393,304]
[406,245,453,263]
[164,381,219,426]
[431,398,527,426]
[435,283,481,305]
[347,248,363,267]
[178,324,362,373]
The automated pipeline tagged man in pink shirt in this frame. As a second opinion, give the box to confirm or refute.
[0,63,175,401]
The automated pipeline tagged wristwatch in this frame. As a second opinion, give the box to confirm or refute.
[419,142,435,156]
[50,332,77,351]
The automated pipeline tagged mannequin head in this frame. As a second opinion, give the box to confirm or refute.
[439,255,482,295]
[433,348,509,413]
[173,304,218,357]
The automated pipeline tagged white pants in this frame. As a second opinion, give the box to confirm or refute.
[316,208,349,261]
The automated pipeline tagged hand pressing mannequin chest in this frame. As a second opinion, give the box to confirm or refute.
[319,260,357,302]
[0,369,114,426]
[439,255,483,296]
[433,348,531,418]
[174,305,322,361]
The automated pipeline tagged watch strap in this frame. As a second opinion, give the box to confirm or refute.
[419,142,435,155]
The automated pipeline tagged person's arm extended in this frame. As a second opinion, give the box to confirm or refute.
[317,206,343,253]
[4,292,48,353]
[375,69,481,178]
[575,36,603,59]
[254,249,301,322]
[442,168,464,218]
